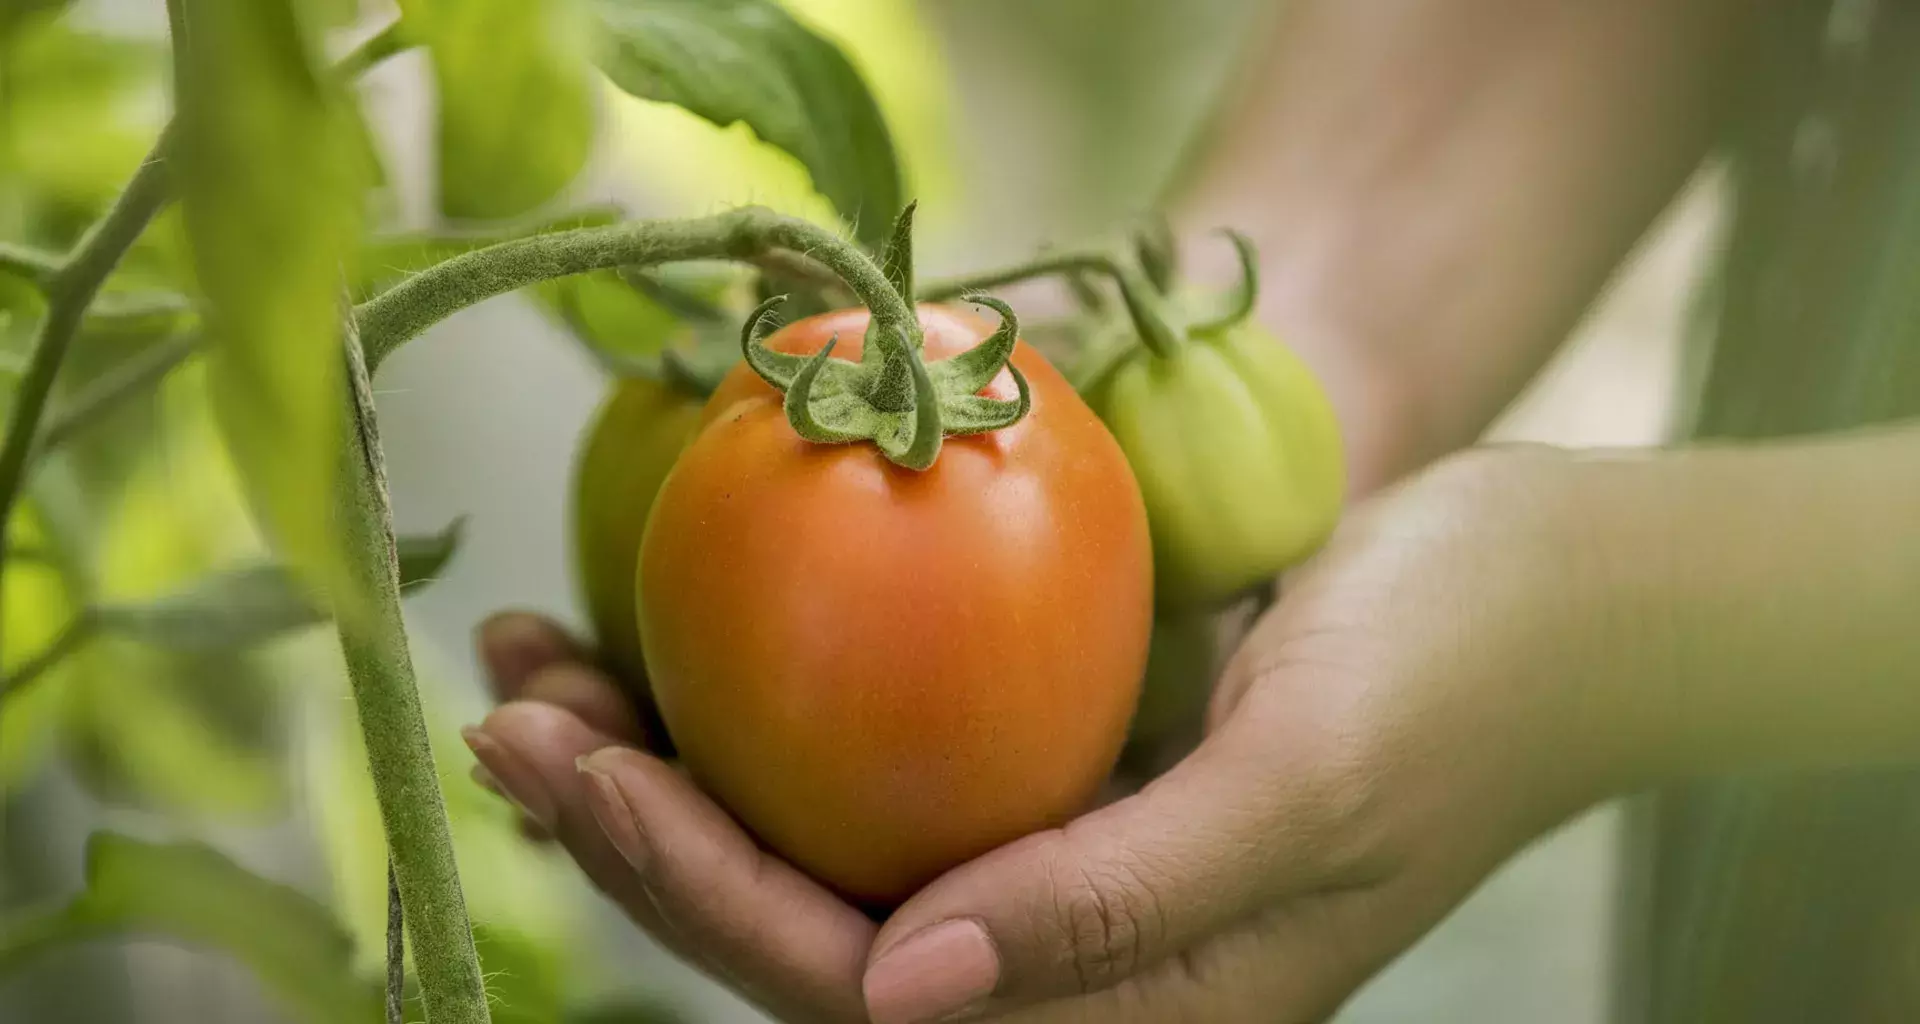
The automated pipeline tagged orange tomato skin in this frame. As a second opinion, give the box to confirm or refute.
[638,305,1153,906]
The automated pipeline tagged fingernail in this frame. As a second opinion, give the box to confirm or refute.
[460,726,557,833]
[863,920,1000,1024]
[579,756,651,874]
[469,763,503,796]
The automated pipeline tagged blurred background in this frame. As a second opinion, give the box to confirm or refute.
[0,0,1726,1020]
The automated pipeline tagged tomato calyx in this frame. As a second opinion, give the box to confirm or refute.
[740,292,1031,470]
[738,203,1034,472]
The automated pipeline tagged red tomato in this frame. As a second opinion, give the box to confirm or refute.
[638,304,1152,906]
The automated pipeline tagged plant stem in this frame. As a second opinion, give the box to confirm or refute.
[0,612,97,704]
[355,207,912,372]
[0,127,174,664]
[335,318,490,1024]
[922,249,1182,358]
[919,251,1121,303]
[386,863,406,1024]
[0,243,61,288]
[34,332,200,458]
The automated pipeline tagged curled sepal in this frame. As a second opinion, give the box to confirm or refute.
[1190,229,1259,336]
[740,294,810,389]
[928,294,1018,395]
[784,338,864,444]
[1135,215,1179,294]
[942,361,1030,437]
[885,341,944,470]
[756,302,1032,471]
[880,200,917,311]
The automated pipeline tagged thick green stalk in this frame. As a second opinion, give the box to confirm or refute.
[335,319,489,1024]
[356,206,915,372]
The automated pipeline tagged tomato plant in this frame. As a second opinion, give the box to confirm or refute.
[639,297,1153,904]
[0,0,1315,1017]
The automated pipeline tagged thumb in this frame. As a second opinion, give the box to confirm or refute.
[860,703,1378,1024]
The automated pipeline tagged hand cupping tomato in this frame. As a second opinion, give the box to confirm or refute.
[639,299,1152,906]
[561,208,1343,905]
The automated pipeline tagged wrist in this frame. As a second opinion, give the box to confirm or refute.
[1555,428,1920,788]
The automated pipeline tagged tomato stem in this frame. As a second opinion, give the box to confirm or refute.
[355,206,920,373]
[1135,215,1180,294]
[922,250,1183,360]
[1188,230,1260,336]
[358,205,1033,470]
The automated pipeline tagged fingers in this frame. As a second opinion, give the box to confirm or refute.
[991,889,1388,1024]
[578,747,877,1024]
[518,662,643,742]
[464,702,656,908]
[864,706,1380,1024]
[472,703,877,1023]
[476,613,644,743]
[476,611,582,698]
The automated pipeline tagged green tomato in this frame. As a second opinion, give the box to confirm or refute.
[1126,607,1219,756]
[572,376,708,685]
[1088,324,1344,610]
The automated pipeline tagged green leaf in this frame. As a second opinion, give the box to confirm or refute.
[528,261,750,379]
[172,0,370,610]
[0,508,78,791]
[63,642,286,817]
[397,514,465,588]
[531,270,684,365]
[0,833,379,1024]
[592,0,903,246]
[0,0,70,45]
[401,0,597,220]
[0,16,166,213]
[91,520,464,650]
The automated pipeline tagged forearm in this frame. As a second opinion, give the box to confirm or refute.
[1579,424,1920,782]
[1176,0,1757,495]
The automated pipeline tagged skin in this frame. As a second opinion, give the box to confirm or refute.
[637,305,1152,906]
[457,2,1920,1022]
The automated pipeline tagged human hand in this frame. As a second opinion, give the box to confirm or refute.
[465,446,1656,1023]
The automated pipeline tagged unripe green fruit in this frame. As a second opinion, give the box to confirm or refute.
[571,376,706,683]
[1088,324,1343,610]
